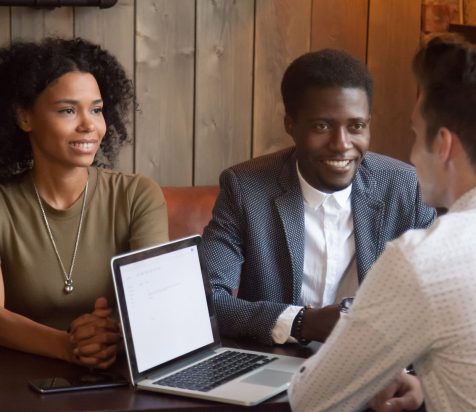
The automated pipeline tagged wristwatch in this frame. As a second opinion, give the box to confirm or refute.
[339,297,354,313]
[404,365,416,375]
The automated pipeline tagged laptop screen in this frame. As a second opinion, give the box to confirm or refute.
[111,236,219,378]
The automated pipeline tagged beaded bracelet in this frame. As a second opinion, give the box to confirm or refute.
[291,306,311,345]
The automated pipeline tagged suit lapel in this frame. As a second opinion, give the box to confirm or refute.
[272,152,384,300]
[275,152,305,304]
[351,159,385,282]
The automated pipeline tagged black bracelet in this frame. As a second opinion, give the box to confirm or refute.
[291,306,311,345]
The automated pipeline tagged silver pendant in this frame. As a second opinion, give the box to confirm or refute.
[64,280,74,294]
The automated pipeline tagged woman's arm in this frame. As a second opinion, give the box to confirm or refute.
[0,267,120,367]
[0,266,74,362]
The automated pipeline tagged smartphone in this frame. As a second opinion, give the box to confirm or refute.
[28,372,129,394]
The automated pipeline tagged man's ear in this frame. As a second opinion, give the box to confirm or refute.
[16,108,32,133]
[434,127,453,163]
[284,114,295,140]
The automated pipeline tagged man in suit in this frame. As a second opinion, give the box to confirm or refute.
[202,49,435,346]
[288,34,476,412]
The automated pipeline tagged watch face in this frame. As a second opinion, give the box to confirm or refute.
[339,297,354,313]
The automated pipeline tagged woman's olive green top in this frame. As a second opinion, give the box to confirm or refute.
[0,167,168,329]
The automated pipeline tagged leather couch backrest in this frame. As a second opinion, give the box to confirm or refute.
[162,186,219,240]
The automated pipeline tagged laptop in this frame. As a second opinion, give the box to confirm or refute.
[111,235,305,406]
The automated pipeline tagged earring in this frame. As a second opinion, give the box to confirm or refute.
[19,118,31,132]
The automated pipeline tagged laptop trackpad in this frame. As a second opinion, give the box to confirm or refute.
[241,369,293,387]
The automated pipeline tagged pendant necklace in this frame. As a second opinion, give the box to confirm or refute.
[32,177,88,294]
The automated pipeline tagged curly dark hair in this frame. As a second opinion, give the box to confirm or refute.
[413,33,476,165]
[281,49,373,119]
[0,37,134,181]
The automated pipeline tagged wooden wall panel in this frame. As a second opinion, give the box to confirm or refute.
[75,0,135,173]
[0,7,10,47]
[311,0,369,62]
[253,0,312,157]
[1,0,423,184]
[194,0,254,185]
[465,0,476,23]
[367,0,421,163]
[11,7,73,41]
[135,0,195,186]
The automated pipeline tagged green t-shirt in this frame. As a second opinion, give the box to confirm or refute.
[0,167,168,329]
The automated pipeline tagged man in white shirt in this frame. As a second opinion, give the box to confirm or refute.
[288,34,476,412]
[202,49,434,346]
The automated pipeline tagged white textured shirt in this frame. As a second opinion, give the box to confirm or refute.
[288,187,476,412]
[272,164,356,344]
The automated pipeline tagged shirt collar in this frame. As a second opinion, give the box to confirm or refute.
[448,186,476,214]
[296,161,352,210]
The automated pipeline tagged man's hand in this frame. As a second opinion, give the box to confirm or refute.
[301,304,340,342]
[68,297,121,369]
[368,372,424,412]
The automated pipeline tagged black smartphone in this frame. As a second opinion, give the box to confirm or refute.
[28,372,129,394]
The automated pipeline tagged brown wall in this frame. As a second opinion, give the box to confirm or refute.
[0,0,424,186]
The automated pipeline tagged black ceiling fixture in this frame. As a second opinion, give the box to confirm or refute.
[0,0,117,8]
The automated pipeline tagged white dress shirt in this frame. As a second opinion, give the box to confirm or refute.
[289,187,476,412]
[271,164,357,344]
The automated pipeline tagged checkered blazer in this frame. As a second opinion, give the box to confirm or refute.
[202,147,435,345]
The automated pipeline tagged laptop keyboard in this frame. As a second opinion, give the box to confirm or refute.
[153,350,278,392]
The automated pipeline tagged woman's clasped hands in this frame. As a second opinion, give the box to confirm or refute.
[68,297,122,369]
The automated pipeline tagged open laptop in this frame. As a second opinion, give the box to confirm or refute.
[111,235,305,406]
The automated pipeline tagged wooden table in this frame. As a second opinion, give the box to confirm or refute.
[0,339,426,412]
[0,339,318,412]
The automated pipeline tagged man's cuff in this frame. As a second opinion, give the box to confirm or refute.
[271,305,302,344]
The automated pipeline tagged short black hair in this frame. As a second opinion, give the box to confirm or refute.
[0,37,134,181]
[413,34,476,165]
[281,49,373,119]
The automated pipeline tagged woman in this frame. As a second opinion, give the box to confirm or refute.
[0,38,168,368]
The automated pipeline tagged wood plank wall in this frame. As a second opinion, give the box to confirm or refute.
[0,0,422,186]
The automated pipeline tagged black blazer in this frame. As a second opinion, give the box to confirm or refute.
[202,147,435,345]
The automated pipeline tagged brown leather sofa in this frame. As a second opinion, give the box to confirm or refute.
[162,186,219,240]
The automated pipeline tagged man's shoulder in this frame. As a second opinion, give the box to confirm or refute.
[358,152,418,188]
[361,152,415,174]
[217,147,297,201]
[392,210,476,277]
[227,147,295,174]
